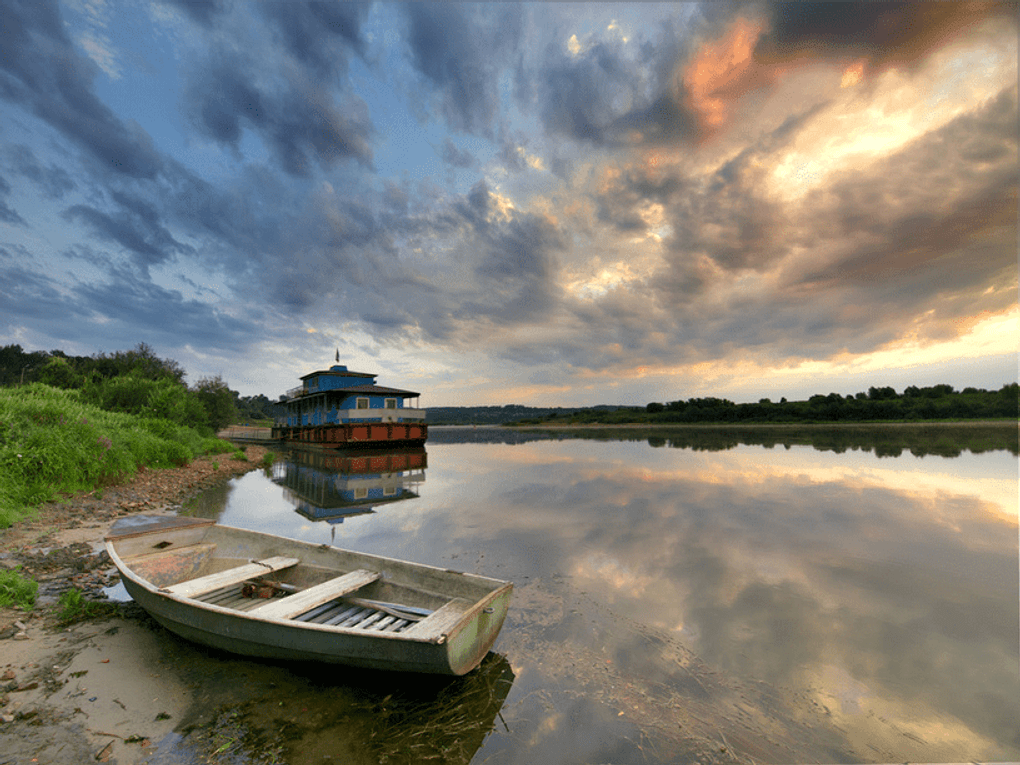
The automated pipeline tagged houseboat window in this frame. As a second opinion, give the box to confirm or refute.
[354,488,368,500]
[308,378,318,391]
[356,397,370,409]
[385,398,397,409]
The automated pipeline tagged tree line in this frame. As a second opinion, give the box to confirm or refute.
[514,383,1018,425]
[4,344,1016,429]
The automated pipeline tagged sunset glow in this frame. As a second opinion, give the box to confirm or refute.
[0,2,1015,406]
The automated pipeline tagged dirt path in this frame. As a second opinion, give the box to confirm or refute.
[0,446,268,764]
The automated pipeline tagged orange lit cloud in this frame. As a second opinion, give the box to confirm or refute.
[682,17,771,137]
[682,3,1017,139]
[840,60,865,88]
[754,1,1018,80]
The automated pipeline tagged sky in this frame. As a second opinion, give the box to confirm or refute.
[1,1,1017,407]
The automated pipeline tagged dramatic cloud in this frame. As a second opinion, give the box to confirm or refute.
[0,0,163,179]
[1,0,1015,404]
[402,3,522,136]
[184,53,373,175]
[0,173,26,225]
[63,191,195,270]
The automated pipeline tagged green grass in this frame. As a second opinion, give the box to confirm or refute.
[0,384,239,528]
[201,437,239,456]
[0,567,38,611]
[57,587,116,624]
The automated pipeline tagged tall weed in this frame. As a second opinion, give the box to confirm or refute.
[0,567,38,610]
[0,384,219,527]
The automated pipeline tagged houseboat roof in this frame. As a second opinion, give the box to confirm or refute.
[339,384,421,398]
[291,383,421,399]
[299,366,376,382]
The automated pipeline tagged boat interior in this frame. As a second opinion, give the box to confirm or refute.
[109,520,489,640]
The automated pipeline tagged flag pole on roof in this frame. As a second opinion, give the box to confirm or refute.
[335,348,339,363]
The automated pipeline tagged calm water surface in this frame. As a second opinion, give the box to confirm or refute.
[179,427,1019,764]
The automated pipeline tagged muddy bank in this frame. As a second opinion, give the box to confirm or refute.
[0,447,268,764]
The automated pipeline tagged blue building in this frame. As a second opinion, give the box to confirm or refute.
[274,364,427,448]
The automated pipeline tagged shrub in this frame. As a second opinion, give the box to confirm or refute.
[201,438,238,456]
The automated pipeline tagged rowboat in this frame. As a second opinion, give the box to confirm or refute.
[105,515,512,675]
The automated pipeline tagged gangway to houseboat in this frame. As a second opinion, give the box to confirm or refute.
[218,426,280,444]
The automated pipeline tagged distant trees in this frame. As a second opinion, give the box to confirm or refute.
[514,383,1018,426]
[232,392,287,423]
[192,376,238,431]
[0,344,52,386]
[631,384,1017,424]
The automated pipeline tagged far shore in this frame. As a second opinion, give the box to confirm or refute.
[506,420,1017,430]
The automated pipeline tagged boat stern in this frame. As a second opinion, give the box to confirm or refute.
[442,583,514,675]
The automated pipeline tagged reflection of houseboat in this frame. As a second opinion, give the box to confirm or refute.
[272,363,427,449]
[272,448,426,523]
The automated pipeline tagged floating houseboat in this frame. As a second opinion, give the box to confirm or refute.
[272,364,427,449]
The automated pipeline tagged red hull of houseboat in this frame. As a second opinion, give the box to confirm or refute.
[272,422,428,450]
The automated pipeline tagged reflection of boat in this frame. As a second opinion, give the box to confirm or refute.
[272,362,427,449]
[361,652,516,763]
[106,515,512,675]
[272,448,426,523]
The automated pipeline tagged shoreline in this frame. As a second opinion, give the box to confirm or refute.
[507,419,1017,430]
[0,445,269,764]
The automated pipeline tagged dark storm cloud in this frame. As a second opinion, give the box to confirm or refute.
[62,191,194,269]
[552,74,1016,373]
[259,1,371,76]
[438,138,476,169]
[452,179,491,227]
[465,206,563,325]
[755,1,1019,70]
[595,111,793,272]
[795,87,1018,295]
[495,131,529,173]
[402,3,522,136]
[0,173,26,225]
[2,143,75,199]
[539,42,626,144]
[261,177,565,341]
[184,53,372,175]
[72,266,256,349]
[0,260,89,333]
[619,93,699,146]
[259,191,394,313]
[534,19,698,147]
[158,160,296,270]
[0,0,162,179]
[160,0,226,28]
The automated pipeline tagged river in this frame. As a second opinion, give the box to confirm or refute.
[177,424,1018,764]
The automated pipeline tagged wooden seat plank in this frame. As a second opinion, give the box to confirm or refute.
[164,556,299,598]
[250,569,379,621]
[401,598,472,640]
